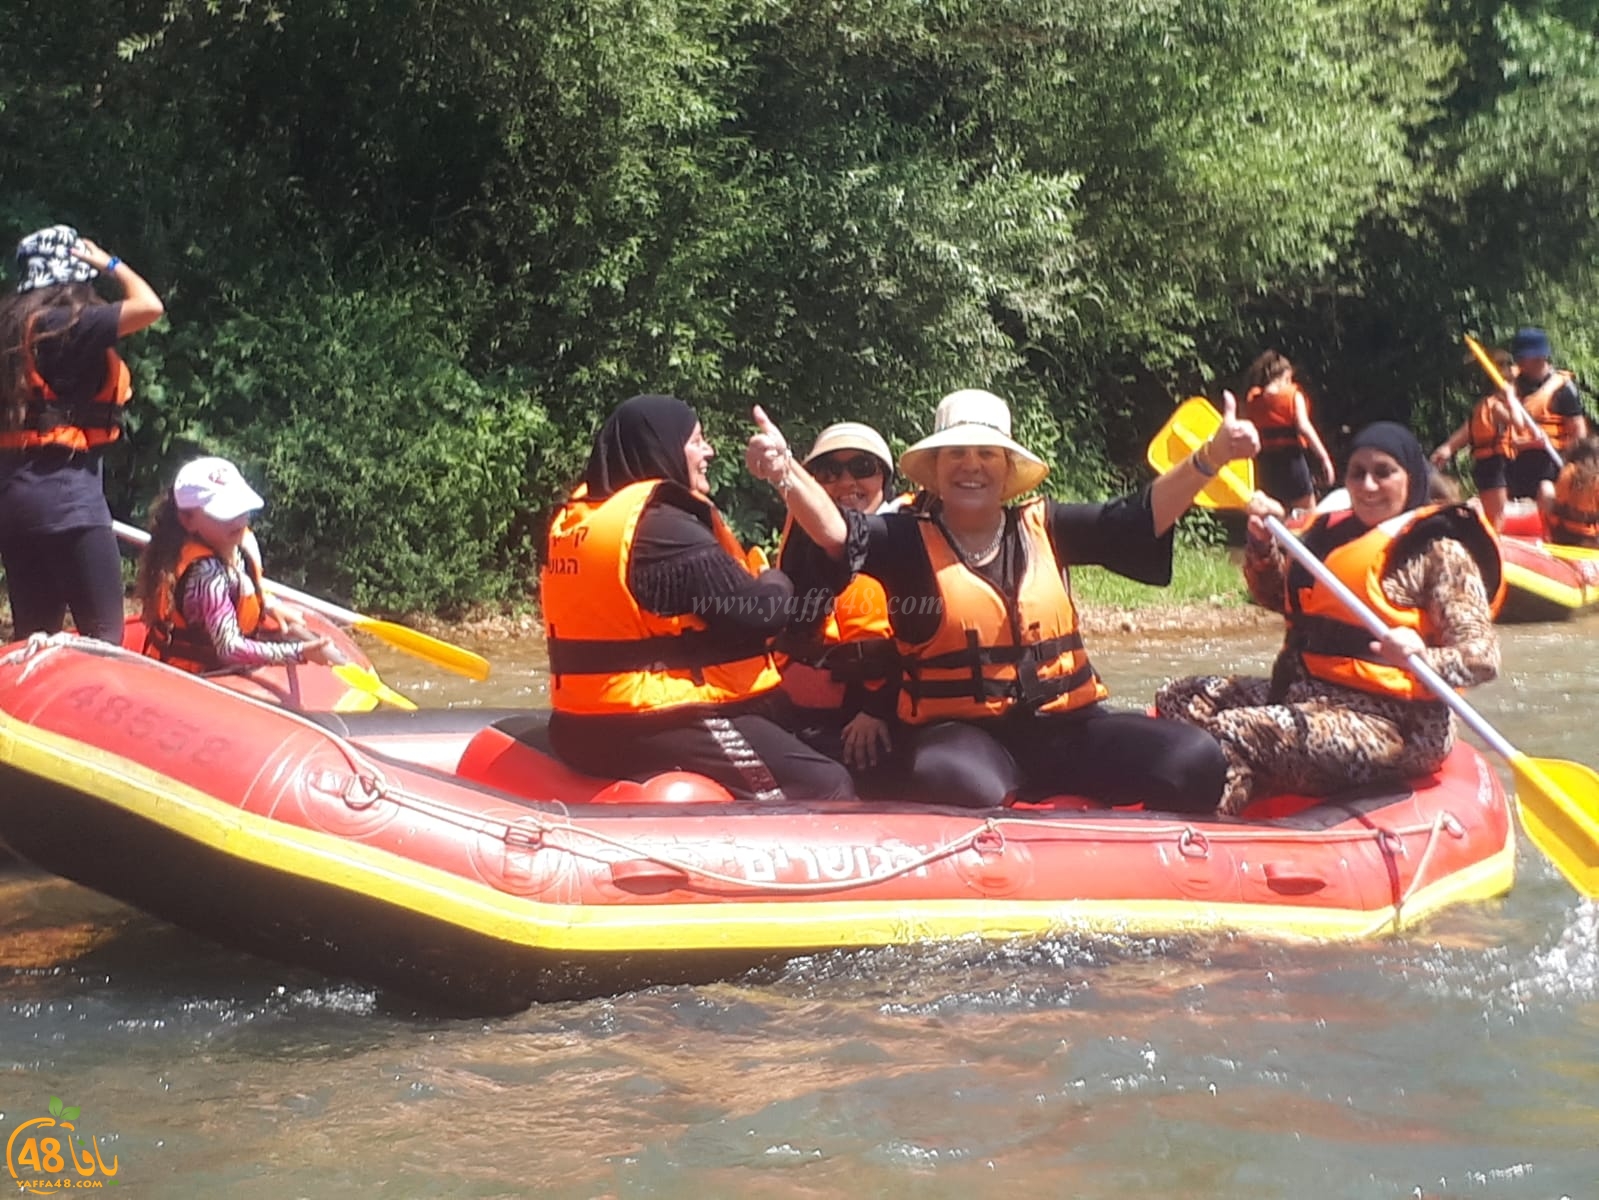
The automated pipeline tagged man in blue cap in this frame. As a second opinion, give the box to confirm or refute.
[1506,327,1587,501]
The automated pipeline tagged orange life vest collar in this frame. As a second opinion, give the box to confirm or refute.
[143,539,267,674]
[0,319,132,453]
[897,499,1107,724]
[542,479,782,715]
[1284,505,1504,700]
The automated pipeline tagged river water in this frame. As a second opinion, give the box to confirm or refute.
[3,618,1598,1198]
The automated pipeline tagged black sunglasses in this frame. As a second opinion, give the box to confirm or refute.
[810,454,883,483]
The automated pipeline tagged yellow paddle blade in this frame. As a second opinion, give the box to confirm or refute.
[1542,541,1599,563]
[333,663,419,711]
[1464,334,1510,391]
[1146,396,1256,509]
[1510,753,1599,898]
[351,617,491,682]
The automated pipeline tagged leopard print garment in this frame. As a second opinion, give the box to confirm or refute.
[1154,531,1500,815]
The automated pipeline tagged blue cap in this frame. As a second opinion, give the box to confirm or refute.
[1510,327,1552,361]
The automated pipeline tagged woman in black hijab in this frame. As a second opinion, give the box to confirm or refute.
[1154,420,1503,816]
[539,394,854,802]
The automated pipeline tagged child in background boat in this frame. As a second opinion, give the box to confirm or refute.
[1242,351,1335,514]
[1430,346,1524,531]
[1540,435,1599,549]
[136,456,339,672]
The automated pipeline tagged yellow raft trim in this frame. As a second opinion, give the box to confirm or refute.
[1502,559,1596,612]
[0,713,1516,955]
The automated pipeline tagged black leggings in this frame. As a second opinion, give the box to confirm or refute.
[548,704,856,803]
[904,705,1227,813]
[0,525,125,643]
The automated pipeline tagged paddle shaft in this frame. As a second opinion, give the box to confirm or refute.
[1464,335,1563,469]
[1264,514,1516,761]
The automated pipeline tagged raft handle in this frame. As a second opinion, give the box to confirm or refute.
[610,860,692,893]
[1177,829,1210,860]
[1262,862,1327,894]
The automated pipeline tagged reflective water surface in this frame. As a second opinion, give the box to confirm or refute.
[4,617,1599,1198]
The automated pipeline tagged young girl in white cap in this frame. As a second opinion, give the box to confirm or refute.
[135,456,335,671]
[0,225,164,642]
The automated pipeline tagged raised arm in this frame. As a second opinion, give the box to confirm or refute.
[1150,390,1262,535]
[746,405,848,558]
[71,238,164,336]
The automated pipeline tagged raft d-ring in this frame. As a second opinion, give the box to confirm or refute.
[504,824,544,851]
[972,824,1006,856]
[1377,829,1406,857]
[343,774,386,811]
[1177,828,1211,859]
[1441,813,1466,839]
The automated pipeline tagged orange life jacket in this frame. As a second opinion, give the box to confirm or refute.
[542,479,782,715]
[1246,384,1308,453]
[1513,375,1580,454]
[778,572,896,711]
[1468,394,1514,461]
[0,320,132,453]
[897,499,1107,724]
[1283,505,1504,700]
[1548,465,1599,546]
[143,539,268,674]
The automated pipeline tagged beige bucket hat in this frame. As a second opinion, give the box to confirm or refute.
[897,389,1049,502]
[802,422,895,477]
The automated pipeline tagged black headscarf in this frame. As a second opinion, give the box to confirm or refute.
[1347,421,1430,513]
[581,394,700,499]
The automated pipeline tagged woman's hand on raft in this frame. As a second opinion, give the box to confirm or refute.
[746,405,793,484]
[840,712,892,771]
[299,638,342,667]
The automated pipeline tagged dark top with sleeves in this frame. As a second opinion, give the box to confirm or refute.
[783,487,1173,650]
[548,492,797,732]
[0,302,123,537]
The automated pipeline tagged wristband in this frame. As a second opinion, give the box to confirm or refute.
[105,256,121,274]
[1190,448,1218,478]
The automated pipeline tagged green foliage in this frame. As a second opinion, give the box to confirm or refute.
[2,0,1596,612]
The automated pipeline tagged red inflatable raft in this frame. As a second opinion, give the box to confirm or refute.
[115,609,393,712]
[1494,501,1599,621]
[0,638,1516,1013]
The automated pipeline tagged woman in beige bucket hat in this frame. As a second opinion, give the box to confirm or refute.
[747,388,1260,811]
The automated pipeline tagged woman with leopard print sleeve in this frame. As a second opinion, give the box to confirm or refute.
[1155,422,1504,817]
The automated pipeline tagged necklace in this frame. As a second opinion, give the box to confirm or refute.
[948,517,1006,565]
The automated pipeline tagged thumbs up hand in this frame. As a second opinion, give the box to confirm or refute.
[746,405,794,484]
[1209,389,1261,465]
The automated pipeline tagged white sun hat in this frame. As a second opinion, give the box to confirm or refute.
[173,456,265,522]
[803,421,895,477]
[897,389,1049,502]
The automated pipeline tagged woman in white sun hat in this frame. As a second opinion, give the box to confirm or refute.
[135,456,336,672]
[747,388,1260,811]
[776,421,904,786]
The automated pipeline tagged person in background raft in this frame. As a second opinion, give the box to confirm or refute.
[541,394,854,803]
[753,388,1260,812]
[1430,345,1525,532]
[1540,434,1599,549]
[1155,423,1503,817]
[776,422,902,789]
[0,225,164,641]
[1242,350,1335,514]
[137,457,338,672]
[1505,327,1586,503]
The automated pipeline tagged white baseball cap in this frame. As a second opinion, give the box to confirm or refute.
[173,456,265,521]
